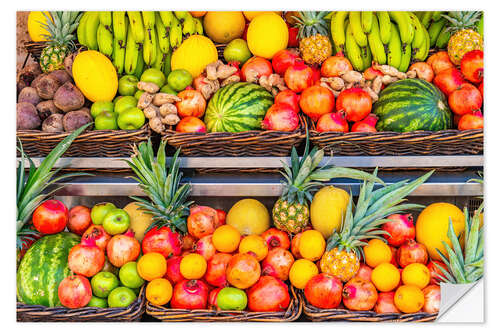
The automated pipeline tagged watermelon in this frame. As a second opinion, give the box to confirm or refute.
[204,82,274,132]
[373,79,452,132]
[17,232,80,307]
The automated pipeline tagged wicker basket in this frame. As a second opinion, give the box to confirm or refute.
[146,285,302,322]
[17,286,146,322]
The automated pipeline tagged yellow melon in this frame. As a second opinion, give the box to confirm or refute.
[171,35,218,78]
[203,11,246,44]
[246,12,288,59]
[27,11,52,42]
[243,11,282,21]
[123,202,153,242]
[310,186,350,239]
[226,199,270,235]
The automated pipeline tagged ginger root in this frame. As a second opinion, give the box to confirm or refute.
[159,103,177,117]
[143,105,159,119]
[149,117,165,134]
[137,92,154,109]
[221,74,240,87]
[373,64,407,80]
[321,77,345,91]
[259,74,286,93]
[162,114,180,125]
[381,75,399,85]
[406,69,417,79]
[216,64,237,79]
[153,93,181,106]
[363,86,379,102]
[206,60,223,81]
[341,71,364,84]
[372,76,384,94]
[245,69,259,83]
[137,81,160,94]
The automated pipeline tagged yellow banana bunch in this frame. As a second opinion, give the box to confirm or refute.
[143,24,158,66]
[169,16,183,49]
[77,12,90,47]
[85,12,100,50]
[181,12,196,36]
[367,13,387,65]
[159,11,175,27]
[97,23,113,57]
[330,11,349,53]
[112,11,127,42]
[127,11,145,43]
[99,11,112,28]
[345,23,364,71]
[124,25,139,75]
[193,17,204,35]
[155,12,170,53]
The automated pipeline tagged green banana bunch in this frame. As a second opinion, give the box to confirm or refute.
[97,23,113,57]
[386,22,402,69]
[361,11,373,33]
[134,48,145,79]
[349,11,368,47]
[377,11,392,45]
[428,17,447,47]
[193,17,204,35]
[113,33,126,74]
[181,12,196,36]
[159,11,175,27]
[77,12,90,47]
[399,42,412,72]
[345,23,364,71]
[143,24,158,66]
[367,13,387,64]
[420,11,434,29]
[99,11,112,28]
[409,13,425,50]
[127,11,145,43]
[112,11,127,42]
[389,11,414,46]
[331,11,349,53]
[162,51,172,78]
[85,11,100,50]
[155,12,170,53]
[169,16,183,49]
[124,25,139,75]
[435,28,451,49]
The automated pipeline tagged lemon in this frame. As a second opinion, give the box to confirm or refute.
[289,259,319,289]
[371,263,400,292]
[298,230,326,261]
[394,285,425,313]
[363,239,392,268]
[402,263,430,289]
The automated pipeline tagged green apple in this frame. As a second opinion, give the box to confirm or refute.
[88,296,108,308]
[140,68,166,88]
[94,111,118,130]
[91,202,117,225]
[117,107,145,130]
[160,84,178,95]
[134,90,144,100]
[119,262,145,289]
[91,101,114,119]
[91,272,119,298]
[115,96,138,114]
[113,95,123,104]
[167,69,193,91]
[102,208,130,235]
[107,287,137,308]
[118,75,139,96]
[224,38,252,64]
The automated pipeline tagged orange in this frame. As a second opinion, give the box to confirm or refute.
[137,252,167,281]
[146,278,173,306]
[212,224,241,253]
[180,253,207,280]
[203,11,246,43]
[394,285,425,313]
[402,263,430,289]
[298,230,326,261]
[289,259,319,289]
[371,263,400,292]
[238,235,268,261]
[190,11,207,17]
[363,239,392,268]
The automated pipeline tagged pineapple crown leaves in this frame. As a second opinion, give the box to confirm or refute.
[293,11,330,38]
[16,124,91,250]
[436,203,484,284]
[40,11,82,50]
[124,140,192,234]
[442,11,482,33]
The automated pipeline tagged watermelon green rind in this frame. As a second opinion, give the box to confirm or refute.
[17,232,80,307]
[373,79,452,132]
[204,82,274,133]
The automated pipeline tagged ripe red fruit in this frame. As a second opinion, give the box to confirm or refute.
[363,66,383,81]
[382,213,416,247]
[32,199,68,234]
[461,50,483,84]
[284,61,314,92]
[68,237,105,277]
[397,239,429,267]
[176,116,207,133]
[427,261,448,285]
[208,287,222,310]
[448,83,483,115]
[67,205,92,235]
[82,225,111,251]
[107,231,141,267]
[194,235,216,261]
[187,205,219,239]
[164,256,183,285]
[478,82,483,98]
[351,114,378,133]
[272,49,300,75]
[171,279,209,310]
[316,112,349,133]
[58,275,92,309]
[142,226,182,258]
[433,67,466,96]
[215,209,226,227]
[423,285,441,313]
[247,276,291,312]
[299,85,335,121]
[181,234,196,251]
[287,26,299,47]
[304,273,343,309]
[426,51,454,75]
[241,56,273,82]
[205,253,232,288]
[274,90,300,113]
[374,291,400,314]
[261,227,290,250]
[261,103,300,131]
[261,247,294,280]
[336,87,372,122]
[458,110,484,130]
[342,278,378,311]
[355,263,373,281]
[321,53,353,78]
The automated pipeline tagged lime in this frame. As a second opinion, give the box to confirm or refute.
[216,287,248,310]
[108,286,137,307]
[91,271,119,298]
[140,68,166,88]
[115,96,138,114]
[224,38,252,64]
[134,90,144,100]
[119,261,145,288]
[160,84,179,95]
[167,69,193,91]
[87,296,108,308]
[90,101,114,119]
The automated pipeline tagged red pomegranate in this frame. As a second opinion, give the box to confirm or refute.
[142,226,182,258]
[261,247,294,280]
[382,213,416,247]
[479,82,483,98]
[227,61,243,81]
[272,49,300,75]
[448,83,483,115]
[363,66,383,81]
[397,239,429,267]
[226,252,261,289]
[428,261,448,285]
[342,278,378,311]
[182,234,196,250]
[68,237,105,277]
[351,114,378,133]
[336,88,372,122]
[426,51,454,75]
[423,285,441,313]
[354,263,373,281]
[290,232,303,259]
[82,225,111,251]
[461,50,483,83]
[458,110,483,130]
[311,65,321,84]
[288,26,299,47]
[176,90,206,118]
[205,253,232,287]
[299,85,335,121]
[215,209,226,227]
[390,246,398,266]
[165,255,184,285]
[374,291,400,314]
[171,279,209,310]
[67,205,92,235]
[408,62,435,82]
[304,273,343,309]
[58,274,92,309]
[274,90,300,113]
[247,276,291,312]
[262,103,300,131]
[316,112,349,133]
[321,53,353,78]
[32,199,68,234]
[107,230,141,267]
[284,61,314,92]
[208,287,222,310]
[176,116,207,133]
[433,67,466,96]
[194,235,216,261]
[187,205,219,239]
[241,56,273,82]
[261,228,290,250]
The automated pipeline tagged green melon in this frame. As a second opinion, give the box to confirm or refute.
[204,82,274,133]
[373,79,452,132]
[17,232,80,307]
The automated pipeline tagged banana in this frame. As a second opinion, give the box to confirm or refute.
[409,13,425,50]
[367,14,387,65]
[127,11,145,43]
[159,11,175,27]
[361,11,373,33]
[377,11,392,45]
[124,26,139,74]
[174,11,189,21]
[142,11,156,30]
[97,23,114,57]
[193,17,204,35]
[345,23,365,71]
[156,12,170,53]
[113,35,126,74]
[413,11,423,20]
[99,11,112,28]
[162,51,172,78]
[153,39,165,71]
[85,12,100,50]
[331,11,349,53]
[386,22,402,69]
[432,11,442,21]
[143,25,158,66]
[428,17,447,47]
[421,28,430,60]
[399,38,412,72]
[134,48,145,79]
[77,12,89,47]
[361,41,372,70]
[435,27,451,49]
[182,13,196,37]
[112,11,127,42]
[349,12,368,47]
[389,11,414,46]
[169,16,183,49]
[420,11,434,29]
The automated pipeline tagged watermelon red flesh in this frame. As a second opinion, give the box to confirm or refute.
[17,232,80,307]
[373,79,452,132]
[204,82,274,133]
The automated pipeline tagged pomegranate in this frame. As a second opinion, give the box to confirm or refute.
[176,116,207,133]
[227,61,243,81]
[351,114,378,133]
[390,246,398,266]
[461,50,483,84]
[316,112,349,133]
[208,287,222,310]
[58,274,92,309]
[247,276,291,312]
[165,255,184,285]
[32,199,68,234]
[448,83,483,115]
[142,226,182,258]
[226,252,261,289]
[426,51,454,75]
[205,253,232,287]
[67,205,92,235]
[171,279,209,310]
[454,113,462,127]
[428,261,448,285]
[272,49,300,75]
[355,263,373,281]
[82,225,111,251]
[433,67,466,96]
[241,56,273,82]
[321,53,353,78]
[299,85,335,121]
[479,82,483,98]
[423,285,441,313]
[68,237,105,277]
[107,230,141,267]
[176,89,206,118]
[336,88,372,122]
[311,65,321,84]
[291,232,303,259]
[262,103,300,131]
[382,213,416,247]
[342,277,378,311]
[288,26,299,47]
[397,239,429,267]
[187,205,219,239]
[261,247,294,280]
[408,62,435,82]
[182,234,196,250]
[274,90,300,113]
[194,235,216,261]
[458,110,483,130]
[363,66,383,81]
[261,227,290,250]
[374,292,400,314]
[284,61,314,92]
[304,273,343,309]
[215,209,226,227]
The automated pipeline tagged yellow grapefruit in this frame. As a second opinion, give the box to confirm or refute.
[243,11,282,21]
[203,11,246,44]
[27,11,52,42]
[310,186,350,238]
[226,199,270,235]
[246,12,288,59]
[171,35,218,78]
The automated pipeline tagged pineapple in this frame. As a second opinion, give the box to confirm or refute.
[294,11,332,66]
[273,140,381,234]
[125,140,192,234]
[39,11,82,73]
[443,11,483,65]
[320,170,434,282]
